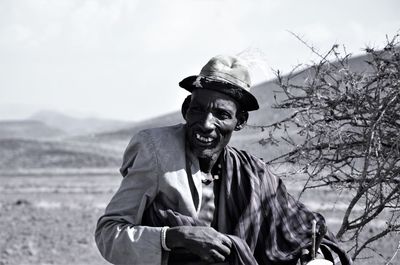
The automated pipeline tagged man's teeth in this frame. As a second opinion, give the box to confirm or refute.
[195,133,213,143]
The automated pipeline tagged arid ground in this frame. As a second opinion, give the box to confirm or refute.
[0,171,118,265]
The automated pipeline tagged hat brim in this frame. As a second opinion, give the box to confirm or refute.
[179,75,259,111]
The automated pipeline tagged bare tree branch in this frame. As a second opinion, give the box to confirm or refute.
[258,34,400,263]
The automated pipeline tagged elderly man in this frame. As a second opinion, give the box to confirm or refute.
[95,55,351,265]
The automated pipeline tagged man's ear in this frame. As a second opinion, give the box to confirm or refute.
[235,111,248,131]
[181,95,192,120]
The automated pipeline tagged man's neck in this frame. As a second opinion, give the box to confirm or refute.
[198,153,220,173]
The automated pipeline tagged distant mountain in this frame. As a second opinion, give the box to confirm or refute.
[0,111,131,170]
[0,120,65,140]
[248,52,373,124]
[88,111,184,144]
[30,110,134,136]
[0,138,121,170]
[0,52,374,171]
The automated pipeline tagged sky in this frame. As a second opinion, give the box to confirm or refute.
[0,0,399,121]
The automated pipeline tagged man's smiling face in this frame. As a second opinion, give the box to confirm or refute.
[184,89,240,160]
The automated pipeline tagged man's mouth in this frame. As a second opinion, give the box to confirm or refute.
[195,133,215,144]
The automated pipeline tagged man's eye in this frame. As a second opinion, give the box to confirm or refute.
[215,111,232,119]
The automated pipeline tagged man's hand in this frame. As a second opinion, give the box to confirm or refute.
[300,248,327,265]
[166,226,232,263]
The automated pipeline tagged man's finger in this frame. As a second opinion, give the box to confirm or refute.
[213,241,231,257]
[220,234,232,248]
[209,249,226,262]
[202,255,215,263]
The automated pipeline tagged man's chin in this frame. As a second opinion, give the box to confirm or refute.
[191,147,219,160]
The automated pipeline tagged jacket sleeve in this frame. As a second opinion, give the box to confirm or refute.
[95,130,165,265]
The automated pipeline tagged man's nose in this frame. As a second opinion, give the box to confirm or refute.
[201,113,216,130]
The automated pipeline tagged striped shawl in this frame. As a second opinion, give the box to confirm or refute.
[144,146,352,265]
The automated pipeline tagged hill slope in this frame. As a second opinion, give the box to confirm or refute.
[30,110,133,136]
[0,120,65,140]
[87,111,184,144]
[0,52,372,170]
[0,138,121,170]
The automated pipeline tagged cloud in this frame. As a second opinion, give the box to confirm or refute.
[0,24,32,46]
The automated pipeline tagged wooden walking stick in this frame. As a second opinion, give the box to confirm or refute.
[306,220,333,265]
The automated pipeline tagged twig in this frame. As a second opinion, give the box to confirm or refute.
[384,239,400,265]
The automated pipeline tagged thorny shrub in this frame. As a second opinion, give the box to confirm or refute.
[261,35,400,263]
